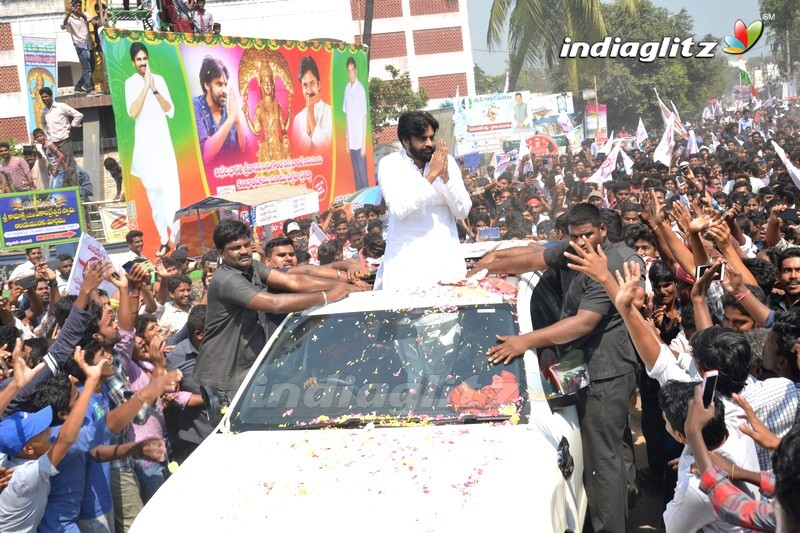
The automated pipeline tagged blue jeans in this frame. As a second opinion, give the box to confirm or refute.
[133,458,167,504]
[76,47,93,91]
[50,168,65,188]
[349,148,369,190]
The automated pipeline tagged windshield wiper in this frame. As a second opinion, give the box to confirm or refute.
[431,414,512,425]
[280,414,513,430]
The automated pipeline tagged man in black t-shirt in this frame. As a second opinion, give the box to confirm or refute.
[472,203,638,533]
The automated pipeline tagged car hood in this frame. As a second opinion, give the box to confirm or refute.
[132,422,573,531]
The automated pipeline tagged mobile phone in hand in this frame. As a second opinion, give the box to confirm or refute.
[478,227,501,240]
[701,370,719,408]
[695,263,725,281]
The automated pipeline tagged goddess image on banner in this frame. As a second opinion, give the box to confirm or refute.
[22,37,57,133]
[101,29,374,257]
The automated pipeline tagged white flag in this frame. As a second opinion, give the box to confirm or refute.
[654,88,687,139]
[619,146,634,176]
[686,128,699,156]
[67,233,119,296]
[307,222,329,265]
[634,118,648,150]
[710,132,720,152]
[653,116,674,168]
[587,143,621,184]
[600,131,615,154]
[772,140,800,192]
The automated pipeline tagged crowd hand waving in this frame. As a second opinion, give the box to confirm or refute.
[564,241,611,285]
[725,202,742,222]
[74,345,109,385]
[720,262,746,295]
[148,334,168,372]
[8,284,24,307]
[670,202,693,234]
[705,218,731,249]
[12,339,44,388]
[148,368,183,396]
[426,140,449,184]
[688,210,722,236]
[105,265,127,290]
[641,190,665,227]
[34,262,57,282]
[732,393,781,451]
[154,259,171,279]
[126,263,149,290]
[613,261,644,311]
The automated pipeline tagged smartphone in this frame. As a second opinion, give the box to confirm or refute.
[676,174,685,187]
[15,275,38,290]
[701,370,719,408]
[478,227,501,240]
[695,263,725,281]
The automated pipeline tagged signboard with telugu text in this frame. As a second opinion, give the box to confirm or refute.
[0,187,84,251]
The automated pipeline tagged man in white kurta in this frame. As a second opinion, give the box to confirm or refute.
[376,113,471,290]
[125,43,181,250]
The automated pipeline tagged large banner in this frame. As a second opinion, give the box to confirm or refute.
[101,29,374,257]
[0,187,84,251]
[454,90,575,154]
[22,36,57,134]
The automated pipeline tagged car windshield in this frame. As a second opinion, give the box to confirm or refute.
[230,303,527,430]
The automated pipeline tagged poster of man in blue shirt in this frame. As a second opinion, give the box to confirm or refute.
[193,55,247,166]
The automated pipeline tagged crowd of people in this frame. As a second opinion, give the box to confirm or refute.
[2,100,800,532]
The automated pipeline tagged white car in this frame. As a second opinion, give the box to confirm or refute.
[132,270,587,532]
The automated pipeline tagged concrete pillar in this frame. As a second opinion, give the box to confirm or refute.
[81,107,102,199]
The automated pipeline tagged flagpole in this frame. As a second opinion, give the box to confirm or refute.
[594,75,599,141]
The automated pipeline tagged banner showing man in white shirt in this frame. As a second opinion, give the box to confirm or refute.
[375,111,472,291]
[343,56,368,190]
[291,55,331,155]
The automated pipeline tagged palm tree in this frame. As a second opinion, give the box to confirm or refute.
[487,0,637,92]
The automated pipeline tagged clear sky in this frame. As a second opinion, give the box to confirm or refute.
[468,0,766,75]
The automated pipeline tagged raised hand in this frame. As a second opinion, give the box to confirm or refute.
[35,262,57,282]
[138,438,167,462]
[12,339,44,389]
[74,345,108,385]
[613,261,643,311]
[426,140,448,184]
[733,393,781,451]
[720,262,745,295]
[564,242,610,284]
[81,260,106,293]
[691,261,723,299]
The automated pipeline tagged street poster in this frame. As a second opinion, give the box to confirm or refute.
[66,233,118,296]
[453,90,576,155]
[101,29,374,257]
[22,36,58,134]
[98,205,129,243]
[0,187,84,251]
[584,104,608,145]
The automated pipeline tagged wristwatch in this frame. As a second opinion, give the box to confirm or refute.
[48,280,58,288]
[152,89,159,95]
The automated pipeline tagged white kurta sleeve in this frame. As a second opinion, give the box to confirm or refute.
[155,74,175,119]
[379,157,438,220]
[431,155,472,220]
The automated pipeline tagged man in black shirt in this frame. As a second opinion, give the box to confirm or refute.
[194,220,355,399]
[474,203,638,533]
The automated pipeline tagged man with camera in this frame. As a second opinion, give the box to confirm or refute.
[0,142,35,193]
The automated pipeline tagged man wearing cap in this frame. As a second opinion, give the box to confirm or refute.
[525,197,549,235]
[587,190,604,207]
[0,350,104,531]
